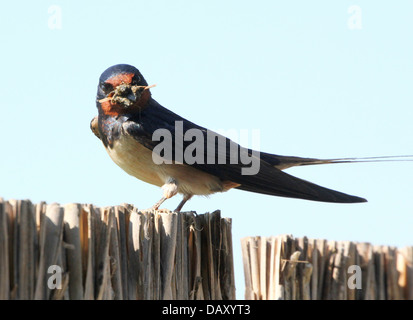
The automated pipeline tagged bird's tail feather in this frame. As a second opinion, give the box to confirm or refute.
[235,165,368,203]
[260,154,413,170]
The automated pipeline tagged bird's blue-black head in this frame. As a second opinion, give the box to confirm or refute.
[97,64,153,116]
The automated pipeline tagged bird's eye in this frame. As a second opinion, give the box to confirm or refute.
[101,82,113,93]
[131,75,141,85]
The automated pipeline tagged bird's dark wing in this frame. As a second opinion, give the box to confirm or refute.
[125,99,366,203]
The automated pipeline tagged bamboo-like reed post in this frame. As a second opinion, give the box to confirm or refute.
[242,235,413,300]
[0,198,235,300]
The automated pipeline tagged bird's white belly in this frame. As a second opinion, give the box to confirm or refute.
[106,134,164,187]
[105,134,224,196]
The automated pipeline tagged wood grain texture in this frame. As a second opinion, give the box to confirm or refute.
[0,199,234,300]
[242,235,413,300]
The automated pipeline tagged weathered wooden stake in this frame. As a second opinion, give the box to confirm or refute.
[242,235,413,300]
[0,199,235,300]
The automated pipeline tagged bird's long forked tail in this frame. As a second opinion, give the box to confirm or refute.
[235,154,413,204]
[236,163,369,204]
[261,154,413,170]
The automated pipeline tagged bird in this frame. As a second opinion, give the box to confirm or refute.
[91,64,412,212]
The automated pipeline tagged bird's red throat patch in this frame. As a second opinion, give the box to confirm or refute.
[100,100,124,116]
[99,72,152,116]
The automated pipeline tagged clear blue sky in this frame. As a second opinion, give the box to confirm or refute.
[1,1,412,299]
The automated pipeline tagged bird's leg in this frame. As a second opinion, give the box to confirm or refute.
[150,196,167,211]
[174,194,193,213]
[150,178,179,211]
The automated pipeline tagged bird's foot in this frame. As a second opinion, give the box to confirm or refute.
[139,207,172,214]
[154,208,172,213]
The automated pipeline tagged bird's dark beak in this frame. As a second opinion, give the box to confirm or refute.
[107,84,156,108]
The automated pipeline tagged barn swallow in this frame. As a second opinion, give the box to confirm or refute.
[92,64,411,212]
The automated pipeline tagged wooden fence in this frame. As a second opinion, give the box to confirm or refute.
[242,235,413,300]
[0,198,235,300]
[3,197,412,301]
